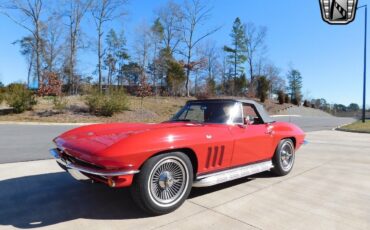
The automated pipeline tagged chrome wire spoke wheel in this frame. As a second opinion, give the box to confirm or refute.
[279,141,294,171]
[148,157,189,207]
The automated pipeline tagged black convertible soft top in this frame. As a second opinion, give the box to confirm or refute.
[186,99,275,124]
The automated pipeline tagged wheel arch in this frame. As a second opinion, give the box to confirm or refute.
[141,148,198,176]
[285,136,296,148]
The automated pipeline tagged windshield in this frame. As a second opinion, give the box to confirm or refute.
[170,101,242,124]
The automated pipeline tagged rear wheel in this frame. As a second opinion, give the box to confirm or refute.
[130,152,193,215]
[271,139,295,176]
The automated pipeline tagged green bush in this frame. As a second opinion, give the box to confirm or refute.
[53,96,68,112]
[86,88,128,116]
[5,84,36,113]
[256,76,270,103]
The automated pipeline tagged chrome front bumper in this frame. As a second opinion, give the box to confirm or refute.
[49,149,140,180]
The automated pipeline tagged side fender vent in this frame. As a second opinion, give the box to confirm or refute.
[206,145,225,168]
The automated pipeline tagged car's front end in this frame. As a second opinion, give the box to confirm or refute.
[50,146,139,188]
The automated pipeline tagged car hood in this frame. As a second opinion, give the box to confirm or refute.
[54,122,201,155]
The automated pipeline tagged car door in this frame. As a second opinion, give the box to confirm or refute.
[229,103,274,167]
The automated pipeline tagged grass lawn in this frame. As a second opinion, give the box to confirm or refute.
[339,120,370,133]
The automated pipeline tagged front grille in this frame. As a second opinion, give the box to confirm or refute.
[58,148,104,170]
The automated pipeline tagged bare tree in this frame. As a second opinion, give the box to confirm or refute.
[157,0,183,54]
[220,50,229,94]
[181,0,220,97]
[245,22,267,96]
[12,36,35,87]
[196,41,222,95]
[197,41,220,82]
[42,12,64,73]
[191,59,207,95]
[263,63,284,98]
[134,21,152,76]
[64,0,91,94]
[1,0,43,86]
[91,0,127,92]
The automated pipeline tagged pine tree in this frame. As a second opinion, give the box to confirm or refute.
[149,18,164,95]
[256,76,270,103]
[224,17,248,95]
[287,69,303,105]
[104,29,129,86]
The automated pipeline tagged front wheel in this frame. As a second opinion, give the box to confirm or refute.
[271,139,295,176]
[130,152,193,215]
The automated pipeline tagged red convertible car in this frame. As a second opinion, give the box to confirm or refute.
[50,99,305,214]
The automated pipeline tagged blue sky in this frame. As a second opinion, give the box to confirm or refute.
[0,0,369,106]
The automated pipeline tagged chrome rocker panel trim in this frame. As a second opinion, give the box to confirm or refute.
[193,160,273,187]
[50,148,140,177]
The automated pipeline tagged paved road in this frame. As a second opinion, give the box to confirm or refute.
[0,116,356,164]
[273,116,355,132]
[0,130,369,229]
[0,124,78,164]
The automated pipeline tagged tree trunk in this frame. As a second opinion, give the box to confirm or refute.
[234,50,237,96]
[249,58,254,97]
[69,17,74,94]
[185,48,191,97]
[35,23,41,88]
[194,72,198,95]
[98,22,103,93]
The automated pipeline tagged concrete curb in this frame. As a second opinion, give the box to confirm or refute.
[334,121,370,134]
[335,127,370,134]
[332,121,354,131]
[0,121,97,126]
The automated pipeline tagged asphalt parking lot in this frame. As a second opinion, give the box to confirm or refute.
[0,115,356,163]
[0,129,369,229]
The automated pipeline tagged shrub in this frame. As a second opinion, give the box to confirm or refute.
[291,93,302,106]
[38,72,62,96]
[256,76,270,103]
[277,90,285,104]
[195,91,210,100]
[284,94,290,104]
[0,83,5,104]
[53,96,68,112]
[303,100,311,107]
[0,91,4,105]
[5,83,36,113]
[136,75,152,107]
[86,88,128,116]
